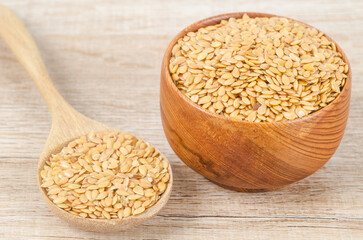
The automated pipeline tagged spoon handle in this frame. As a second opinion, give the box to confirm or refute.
[0,4,112,143]
[0,4,71,114]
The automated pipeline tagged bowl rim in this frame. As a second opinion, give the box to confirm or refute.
[162,12,352,125]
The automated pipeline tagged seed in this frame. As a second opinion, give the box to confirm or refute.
[139,165,147,176]
[116,189,129,196]
[102,210,111,219]
[190,95,199,103]
[139,179,153,188]
[282,75,290,85]
[79,194,88,203]
[169,14,348,122]
[232,68,240,78]
[285,59,293,69]
[133,207,145,216]
[120,163,130,173]
[270,100,281,106]
[96,191,108,200]
[257,104,267,115]
[133,186,144,195]
[296,109,307,118]
[93,165,102,173]
[198,96,212,105]
[53,197,67,204]
[247,111,257,122]
[73,204,87,209]
[117,210,123,219]
[68,184,81,189]
[98,180,110,188]
[283,112,295,120]
[178,65,187,74]
[331,81,340,93]
[157,182,166,193]
[123,207,131,217]
[142,199,153,208]
[63,169,75,178]
[301,43,311,52]
[57,204,69,209]
[48,187,61,195]
[275,114,284,121]
[276,48,284,58]
[128,195,143,200]
[197,52,208,61]
[270,84,281,92]
[40,132,170,220]
[113,141,122,150]
[104,197,113,207]
[211,41,222,48]
[162,173,170,183]
[221,73,233,79]
[92,153,101,160]
[242,97,250,105]
[41,180,54,188]
[303,64,315,71]
[224,78,235,86]
[134,200,142,209]
[102,161,109,169]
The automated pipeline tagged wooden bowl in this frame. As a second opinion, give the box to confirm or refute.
[160,12,351,192]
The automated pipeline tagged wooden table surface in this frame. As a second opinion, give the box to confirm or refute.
[0,0,362,239]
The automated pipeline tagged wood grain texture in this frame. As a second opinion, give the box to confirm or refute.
[0,4,172,232]
[160,12,351,192]
[0,0,362,239]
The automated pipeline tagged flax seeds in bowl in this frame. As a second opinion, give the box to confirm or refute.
[40,131,170,220]
[168,14,349,122]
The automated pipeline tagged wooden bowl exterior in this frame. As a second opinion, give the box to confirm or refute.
[160,12,351,192]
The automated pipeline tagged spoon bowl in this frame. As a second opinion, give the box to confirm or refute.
[37,116,173,232]
[0,4,172,232]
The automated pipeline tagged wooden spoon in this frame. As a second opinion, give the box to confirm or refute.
[0,5,172,232]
